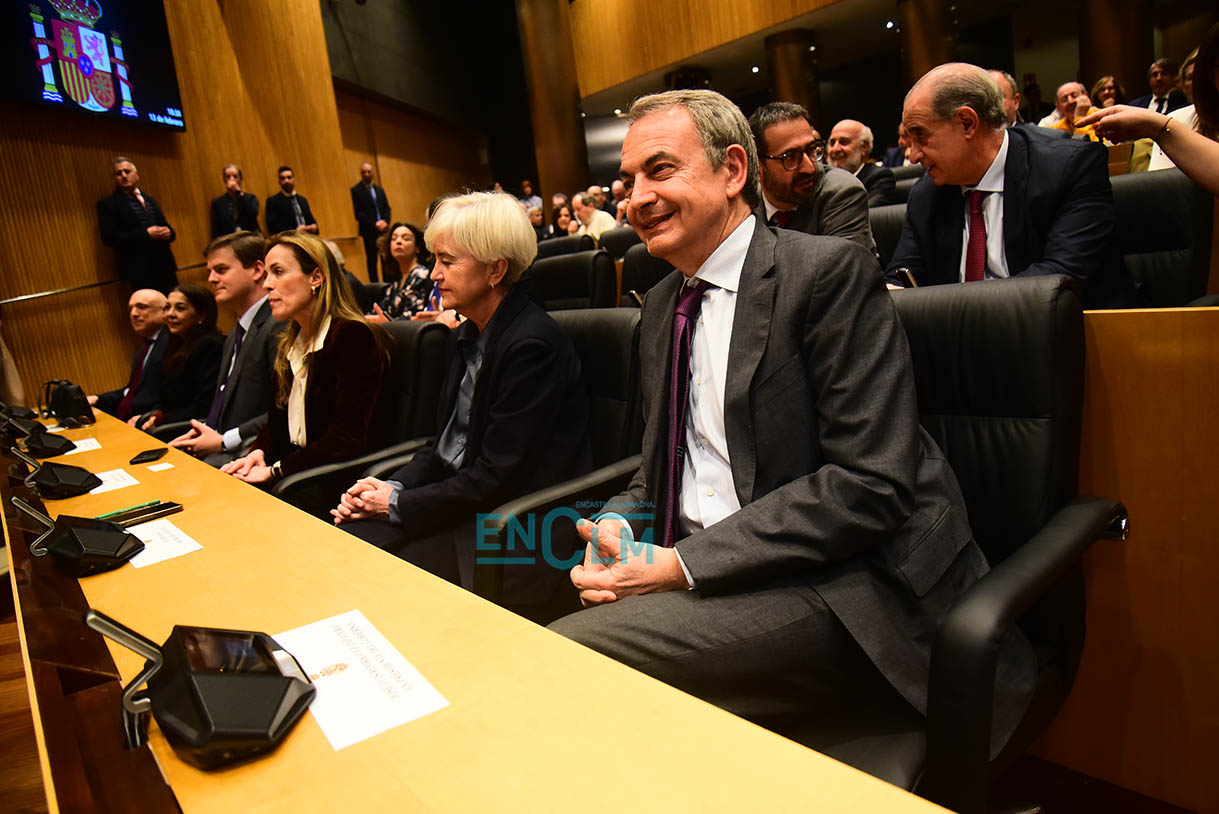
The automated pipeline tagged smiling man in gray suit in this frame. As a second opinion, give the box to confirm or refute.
[168,231,283,465]
[549,90,1034,753]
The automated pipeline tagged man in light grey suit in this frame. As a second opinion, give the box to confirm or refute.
[549,90,1034,753]
[747,101,876,254]
[168,231,283,466]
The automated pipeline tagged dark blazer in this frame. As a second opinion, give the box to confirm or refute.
[885,126,1143,309]
[95,328,169,417]
[1128,90,1188,114]
[153,332,225,424]
[389,283,592,603]
[210,192,261,238]
[252,319,385,477]
[856,162,897,207]
[96,188,178,293]
[212,299,284,444]
[265,192,317,235]
[350,182,391,237]
[759,163,876,254]
[605,218,1035,753]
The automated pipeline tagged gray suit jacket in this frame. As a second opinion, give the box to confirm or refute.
[762,163,876,255]
[214,299,284,448]
[605,217,1034,753]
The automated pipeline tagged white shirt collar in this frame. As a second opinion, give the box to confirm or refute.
[287,315,330,373]
[238,295,268,331]
[968,129,1009,196]
[689,215,753,294]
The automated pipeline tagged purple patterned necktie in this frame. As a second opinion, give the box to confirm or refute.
[661,278,710,548]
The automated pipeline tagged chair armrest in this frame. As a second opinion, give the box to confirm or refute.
[472,454,642,603]
[150,421,190,442]
[920,496,1127,811]
[359,438,431,480]
[271,437,431,516]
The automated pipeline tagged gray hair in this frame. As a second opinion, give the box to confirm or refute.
[629,89,760,209]
[111,155,135,170]
[574,192,597,208]
[910,64,1007,131]
[424,191,537,285]
[858,123,875,151]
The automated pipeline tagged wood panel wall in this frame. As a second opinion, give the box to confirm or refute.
[568,0,842,98]
[1030,307,1219,812]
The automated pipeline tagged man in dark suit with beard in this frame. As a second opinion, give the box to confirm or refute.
[548,89,1035,755]
[96,157,178,294]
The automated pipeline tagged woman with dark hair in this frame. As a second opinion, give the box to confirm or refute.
[368,222,434,322]
[222,232,389,483]
[1090,75,1126,108]
[135,283,223,430]
[1080,23,1219,193]
[552,203,575,237]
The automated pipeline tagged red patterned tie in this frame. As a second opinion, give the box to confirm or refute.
[964,190,986,282]
[770,210,794,228]
[661,279,711,548]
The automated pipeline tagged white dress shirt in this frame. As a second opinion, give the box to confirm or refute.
[958,129,1011,282]
[285,315,330,448]
[221,295,268,452]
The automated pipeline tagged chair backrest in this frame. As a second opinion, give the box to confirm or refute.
[890,164,925,182]
[537,233,595,259]
[597,225,642,260]
[1110,168,1214,307]
[525,250,616,310]
[620,243,674,306]
[869,203,907,269]
[890,275,1084,567]
[550,308,643,467]
[893,176,919,204]
[367,320,449,447]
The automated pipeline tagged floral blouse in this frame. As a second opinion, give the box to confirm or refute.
[377,265,433,320]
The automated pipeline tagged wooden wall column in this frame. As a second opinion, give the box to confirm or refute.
[898,0,955,87]
[516,0,590,219]
[1079,0,1153,101]
[764,30,821,126]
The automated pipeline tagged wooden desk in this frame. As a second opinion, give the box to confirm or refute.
[5,414,945,813]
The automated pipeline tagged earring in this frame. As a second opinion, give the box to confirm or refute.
[311,284,320,296]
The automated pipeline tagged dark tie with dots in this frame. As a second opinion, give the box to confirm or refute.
[661,278,711,548]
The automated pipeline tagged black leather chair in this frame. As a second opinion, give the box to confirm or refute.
[363,308,644,622]
[869,203,907,269]
[537,233,594,259]
[597,225,642,260]
[619,243,674,306]
[1111,168,1215,307]
[890,164,926,182]
[786,275,1126,813]
[525,250,617,310]
[270,319,449,517]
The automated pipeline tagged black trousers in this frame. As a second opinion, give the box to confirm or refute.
[361,232,381,283]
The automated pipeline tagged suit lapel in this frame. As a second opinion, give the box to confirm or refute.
[1002,129,1030,275]
[724,219,776,504]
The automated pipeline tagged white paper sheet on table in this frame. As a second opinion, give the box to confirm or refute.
[274,609,449,750]
[148,462,174,472]
[62,437,101,455]
[128,518,202,568]
[88,468,139,495]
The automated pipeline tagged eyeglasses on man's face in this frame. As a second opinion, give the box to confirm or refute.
[763,140,825,171]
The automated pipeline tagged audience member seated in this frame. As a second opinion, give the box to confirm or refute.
[519,179,542,211]
[988,69,1023,125]
[572,192,616,240]
[221,233,390,483]
[545,88,1034,757]
[169,232,285,466]
[1049,82,1102,140]
[553,203,575,236]
[1180,48,1197,102]
[1129,57,1188,114]
[88,289,169,420]
[209,163,260,238]
[528,206,550,240]
[1079,22,1219,196]
[368,223,434,323]
[134,284,224,431]
[265,165,318,235]
[589,184,617,217]
[1144,47,1207,171]
[747,102,875,253]
[1092,74,1127,108]
[827,119,897,206]
[610,179,629,223]
[322,240,374,314]
[886,63,1143,309]
[331,192,591,603]
[551,192,569,213]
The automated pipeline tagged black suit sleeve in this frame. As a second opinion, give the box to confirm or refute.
[884,218,927,286]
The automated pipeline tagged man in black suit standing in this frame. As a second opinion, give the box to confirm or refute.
[168,231,283,466]
[1128,58,1189,115]
[88,288,169,420]
[548,89,1034,753]
[826,118,897,207]
[350,161,391,282]
[885,63,1142,309]
[209,164,261,238]
[96,157,178,294]
[265,166,318,236]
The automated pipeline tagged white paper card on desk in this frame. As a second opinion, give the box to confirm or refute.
[148,462,174,472]
[88,468,139,495]
[274,609,449,750]
[128,518,202,568]
[62,437,101,455]
[45,425,66,433]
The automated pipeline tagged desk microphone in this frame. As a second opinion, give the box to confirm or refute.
[10,446,101,499]
[10,496,144,576]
